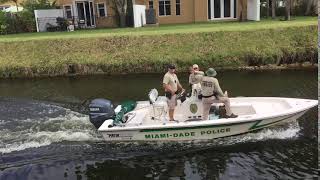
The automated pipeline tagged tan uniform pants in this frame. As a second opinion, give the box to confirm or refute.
[202,96,232,120]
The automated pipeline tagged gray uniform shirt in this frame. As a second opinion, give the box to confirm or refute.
[201,76,224,97]
[189,71,205,84]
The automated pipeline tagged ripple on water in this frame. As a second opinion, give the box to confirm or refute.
[0,98,102,154]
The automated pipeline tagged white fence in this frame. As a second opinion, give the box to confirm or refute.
[34,9,64,32]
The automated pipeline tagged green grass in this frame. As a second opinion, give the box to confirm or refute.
[0,16,317,78]
[0,16,317,42]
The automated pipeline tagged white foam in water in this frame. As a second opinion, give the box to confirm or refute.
[232,123,300,144]
[0,131,101,154]
[0,141,52,154]
[164,123,301,148]
[31,130,101,142]
[0,107,102,154]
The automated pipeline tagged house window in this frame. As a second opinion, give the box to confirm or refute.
[149,0,153,9]
[64,5,72,19]
[97,3,106,17]
[176,0,180,15]
[159,0,171,16]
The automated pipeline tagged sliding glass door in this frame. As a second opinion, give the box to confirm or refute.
[208,0,236,20]
[76,1,95,27]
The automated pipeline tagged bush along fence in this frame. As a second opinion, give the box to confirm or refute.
[0,25,317,78]
[0,11,36,34]
[0,0,58,34]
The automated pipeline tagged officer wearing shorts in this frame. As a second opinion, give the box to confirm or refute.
[163,64,184,121]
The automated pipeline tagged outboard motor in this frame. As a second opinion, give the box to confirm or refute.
[89,99,115,129]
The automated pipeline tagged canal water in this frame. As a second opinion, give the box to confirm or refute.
[0,70,318,180]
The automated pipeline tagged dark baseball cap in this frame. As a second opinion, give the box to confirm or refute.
[167,64,176,69]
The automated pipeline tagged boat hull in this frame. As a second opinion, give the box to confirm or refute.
[100,110,306,141]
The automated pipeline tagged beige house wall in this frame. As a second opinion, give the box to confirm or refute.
[56,0,250,27]
[194,0,208,22]
[95,0,117,27]
[155,0,195,24]
[135,0,146,5]
[145,0,248,25]
[56,0,73,6]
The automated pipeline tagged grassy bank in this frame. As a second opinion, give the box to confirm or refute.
[0,17,317,78]
[0,16,316,42]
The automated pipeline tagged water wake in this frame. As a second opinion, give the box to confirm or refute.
[0,99,101,154]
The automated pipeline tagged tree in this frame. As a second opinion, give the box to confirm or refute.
[22,0,56,12]
[112,0,128,27]
[284,0,291,20]
[266,0,270,17]
[271,0,276,19]
[305,0,316,15]
[238,0,246,21]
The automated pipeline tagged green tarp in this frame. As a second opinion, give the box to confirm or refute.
[113,100,137,125]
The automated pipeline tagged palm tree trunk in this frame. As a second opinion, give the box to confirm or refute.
[238,0,245,21]
[266,0,270,17]
[285,0,291,21]
[305,0,314,15]
[271,0,276,19]
[113,0,128,27]
[15,1,18,13]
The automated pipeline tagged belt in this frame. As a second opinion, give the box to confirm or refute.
[202,94,214,98]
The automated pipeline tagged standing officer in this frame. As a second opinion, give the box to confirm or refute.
[163,64,184,122]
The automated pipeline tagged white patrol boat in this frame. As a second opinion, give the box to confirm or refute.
[88,89,317,141]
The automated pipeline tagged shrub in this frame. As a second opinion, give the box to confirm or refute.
[18,10,36,32]
[22,0,57,12]
[0,11,8,34]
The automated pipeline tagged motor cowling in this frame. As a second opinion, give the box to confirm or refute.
[89,99,115,129]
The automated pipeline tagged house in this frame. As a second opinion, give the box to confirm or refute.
[53,0,260,28]
[0,2,14,11]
